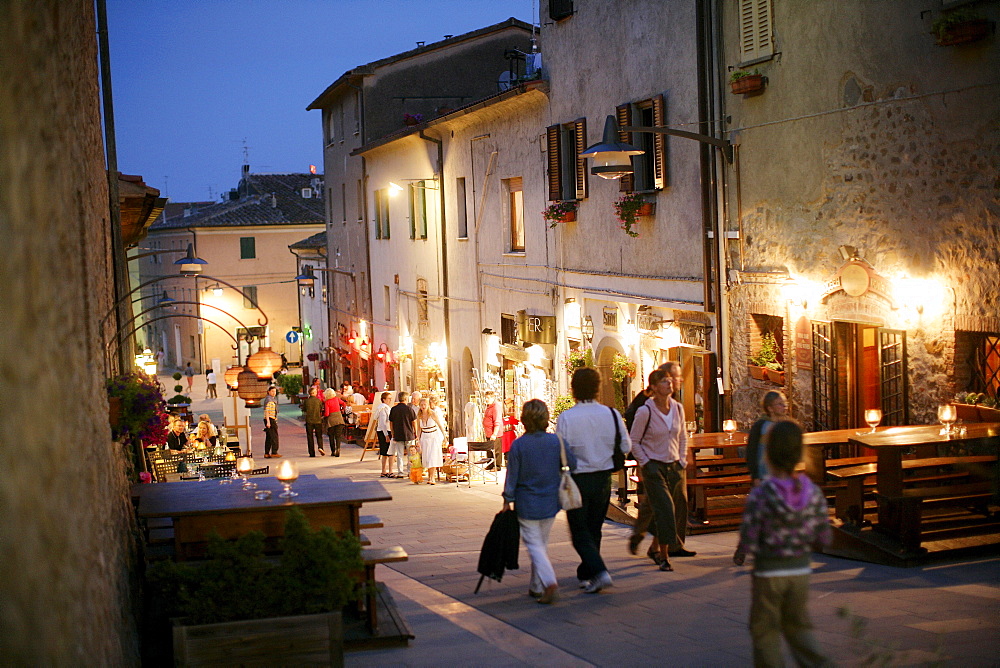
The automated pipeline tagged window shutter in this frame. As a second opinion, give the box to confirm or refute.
[811,321,836,431]
[573,118,588,200]
[408,185,416,239]
[546,124,562,201]
[549,0,573,21]
[739,0,774,62]
[652,94,668,190]
[616,103,634,192]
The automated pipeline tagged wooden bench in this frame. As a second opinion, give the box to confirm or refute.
[877,481,996,551]
[687,473,753,526]
[830,455,997,527]
[359,515,383,529]
[361,546,408,632]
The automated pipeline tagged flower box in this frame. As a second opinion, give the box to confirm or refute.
[173,611,343,667]
[637,202,655,216]
[765,368,785,385]
[556,210,577,223]
[731,74,765,95]
[748,365,767,381]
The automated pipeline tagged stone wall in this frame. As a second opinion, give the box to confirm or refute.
[0,2,137,664]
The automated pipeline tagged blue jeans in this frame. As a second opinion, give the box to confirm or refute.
[566,470,612,581]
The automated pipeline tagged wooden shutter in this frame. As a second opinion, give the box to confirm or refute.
[652,94,668,190]
[616,103,634,192]
[812,321,836,431]
[549,0,573,21]
[546,124,562,202]
[879,329,908,426]
[739,0,774,62]
[572,118,588,200]
[408,185,416,239]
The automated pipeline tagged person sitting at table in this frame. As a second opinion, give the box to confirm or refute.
[747,391,788,483]
[197,414,218,446]
[189,421,214,450]
[166,418,188,451]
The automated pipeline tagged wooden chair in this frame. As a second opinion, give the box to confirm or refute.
[152,459,180,483]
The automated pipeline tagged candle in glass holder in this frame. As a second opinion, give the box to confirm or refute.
[723,419,737,441]
[237,456,256,489]
[864,408,882,433]
[937,404,957,435]
[276,459,299,498]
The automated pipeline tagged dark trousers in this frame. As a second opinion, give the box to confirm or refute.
[305,422,324,456]
[566,470,612,581]
[642,460,687,549]
[264,421,279,455]
[326,424,344,455]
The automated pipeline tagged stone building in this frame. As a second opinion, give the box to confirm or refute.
[307,18,535,391]
[1,0,138,662]
[720,0,1000,430]
[140,170,325,376]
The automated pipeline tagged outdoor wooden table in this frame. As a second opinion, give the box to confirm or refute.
[801,426,896,482]
[135,474,392,559]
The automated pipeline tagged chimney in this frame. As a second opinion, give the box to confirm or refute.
[416,41,425,47]
[271,194,277,208]
[242,164,250,176]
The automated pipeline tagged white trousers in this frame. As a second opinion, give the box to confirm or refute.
[518,516,557,591]
[391,440,412,474]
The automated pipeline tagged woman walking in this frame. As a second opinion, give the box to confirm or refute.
[417,395,445,484]
[629,363,696,572]
[502,399,575,604]
[323,388,347,457]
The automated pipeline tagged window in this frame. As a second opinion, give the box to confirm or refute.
[242,286,258,309]
[616,95,668,192]
[549,0,573,21]
[546,119,588,202]
[383,285,391,322]
[240,236,256,259]
[341,183,347,223]
[356,180,364,223]
[353,90,361,135]
[374,188,389,239]
[417,278,429,325]
[506,177,524,252]
[409,182,428,240]
[957,332,1000,400]
[739,0,774,63]
[301,187,312,198]
[456,177,468,238]
[501,314,517,344]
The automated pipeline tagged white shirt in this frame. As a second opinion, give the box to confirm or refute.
[352,392,366,405]
[374,402,391,432]
[556,400,632,474]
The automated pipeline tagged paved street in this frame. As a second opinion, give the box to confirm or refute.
[180,384,1000,667]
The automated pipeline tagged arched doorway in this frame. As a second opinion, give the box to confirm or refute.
[594,338,629,411]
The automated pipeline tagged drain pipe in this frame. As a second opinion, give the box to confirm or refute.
[419,130,453,428]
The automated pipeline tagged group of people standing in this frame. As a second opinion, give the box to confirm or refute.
[300,382,370,458]
[371,390,447,484]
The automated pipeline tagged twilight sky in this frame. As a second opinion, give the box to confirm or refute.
[108,1,536,203]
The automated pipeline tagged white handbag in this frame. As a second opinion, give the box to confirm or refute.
[557,433,582,511]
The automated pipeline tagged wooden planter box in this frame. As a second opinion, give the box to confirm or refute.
[637,202,655,217]
[954,403,1000,422]
[765,368,785,385]
[731,74,765,95]
[554,211,577,223]
[936,19,990,46]
[173,611,343,667]
[748,365,767,381]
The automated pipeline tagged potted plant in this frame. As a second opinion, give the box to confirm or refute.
[550,394,576,422]
[730,68,765,94]
[106,372,171,476]
[613,192,654,237]
[952,392,1000,421]
[543,200,579,227]
[276,373,304,404]
[563,348,593,375]
[749,332,784,385]
[932,10,990,46]
[148,508,363,666]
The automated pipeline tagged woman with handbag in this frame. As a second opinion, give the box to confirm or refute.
[629,363,696,573]
[322,388,347,457]
[502,399,576,605]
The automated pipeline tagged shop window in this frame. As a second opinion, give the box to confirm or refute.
[616,95,667,192]
[546,119,588,202]
[738,0,774,64]
[506,177,524,252]
[501,314,517,345]
[375,188,389,239]
[957,331,1000,400]
[239,236,256,259]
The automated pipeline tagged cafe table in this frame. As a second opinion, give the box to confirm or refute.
[135,474,391,559]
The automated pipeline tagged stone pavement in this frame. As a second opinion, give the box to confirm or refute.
[176,381,1000,667]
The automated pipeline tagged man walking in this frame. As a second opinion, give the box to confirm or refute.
[388,391,417,478]
[302,386,325,457]
[556,367,632,593]
[262,386,280,458]
[205,368,217,399]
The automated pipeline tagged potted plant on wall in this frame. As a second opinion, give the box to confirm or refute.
[730,69,765,95]
[148,508,363,666]
[563,348,593,375]
[932,10,991,46]
[613,192,655,237]
[749,332,784,385]
[543,200,579,227]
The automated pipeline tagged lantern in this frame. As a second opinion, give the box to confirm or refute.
[246,346,282,379]
[236,369,269,407]
[224,365,243,389]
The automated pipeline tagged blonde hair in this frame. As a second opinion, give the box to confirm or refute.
[324,388,336,400]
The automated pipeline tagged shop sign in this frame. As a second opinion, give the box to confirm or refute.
[517,311,556,344]
[794,316,812,370]
[603,307,618,331]
[637,310,661,333]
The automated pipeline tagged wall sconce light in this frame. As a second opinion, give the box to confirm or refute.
[375,343,391,363]
[838,245,859,261]
[210,284,223,296]
[581,315,595,342]
[388,182,404,196]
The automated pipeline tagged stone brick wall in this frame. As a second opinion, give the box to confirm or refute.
[0,2,137,664]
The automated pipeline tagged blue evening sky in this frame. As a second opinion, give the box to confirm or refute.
[108,1,536,203]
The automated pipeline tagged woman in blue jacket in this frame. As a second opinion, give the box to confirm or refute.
[502,399,576,605]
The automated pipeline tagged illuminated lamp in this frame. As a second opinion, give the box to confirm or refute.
[236,369,269,407]
[224,365,243,389]
[174,243,208,276]
[246,346,281,378]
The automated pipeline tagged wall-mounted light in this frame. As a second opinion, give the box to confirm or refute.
[838,245,859,261]
[174,243,208,276]
[894,277,948,318]
[295,266,317,288]
[581,315,595,342]
[388,182,404,197]
[209,284,223,297]
[579,116,644,180]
